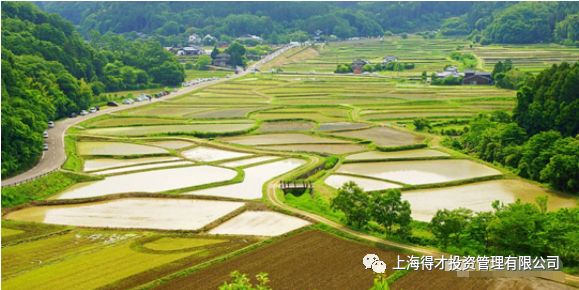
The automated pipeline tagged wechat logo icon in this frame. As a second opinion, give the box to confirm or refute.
[363,254,387,274]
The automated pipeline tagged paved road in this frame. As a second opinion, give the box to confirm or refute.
[1,44,296,187]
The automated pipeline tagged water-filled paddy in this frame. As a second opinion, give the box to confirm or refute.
[258,144,366,154]
[325,175,402,191]
[189,158,305,199]
[147,140,195,149]
[317,122,370,131]
[88,117,186,127]
[56,165,237,199]
[337,160,501,185]
[93,160,193,175]
[208,211,310,236]
[123,105,211,117]
[346,149,449,160]
[83,156,180,172]
[258,121,316,133]
[182,146,251,162]
[330,127,424,147]
[5,198,244,230]
[77,142,168,156]
[187,107,261,118]
[221,133,348,145]
[402,179,578,222]
[221,156,279,167]
[83,123,254,136]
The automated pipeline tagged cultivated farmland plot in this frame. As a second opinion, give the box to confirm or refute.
[77,142,168,156]
[83,156,181,172]
[5,198,245,230]
[208,211,310,236]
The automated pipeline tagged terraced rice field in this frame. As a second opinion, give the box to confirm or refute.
[82,123,254,136]
[77,142,168,156]
[336,160,501,185]
[92,160,193,175]
[402,179,578,222]
[146,139,195,149]
[325,174,402,191]
[55,166,237,199]
[318,122,370,131]
[208,211,310,236]
[181,146,251,162]
[83,156,180,172]
[87,117,187,127]
[5,198,245,230]
[220,156,279,167]
[330,127,424,147]
[221,133,349,145]
[258,143,367,155]
[189,158,305,199]
[346,149,449,160]
[257,120,316,132]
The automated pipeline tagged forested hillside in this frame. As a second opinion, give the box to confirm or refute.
[1,2,184,177]
[450,62,579,193]
[40,2,579,45]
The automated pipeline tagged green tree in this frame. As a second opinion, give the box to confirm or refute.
[225,41,247,68]
[370,190,412,237]
[430,208,472,249]
[195,55,212,70]
[413,118,431,131]
[331,181,371,228]
[211,46,220,59]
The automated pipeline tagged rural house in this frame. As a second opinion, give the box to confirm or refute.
[435,66,463,78]
[383,56,398,64]
[463,70,493,85]
[177,46,204,56]
[351,59,369,74]
[213,53,231,67]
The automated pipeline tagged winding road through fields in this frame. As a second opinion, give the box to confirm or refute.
[1,44,296,186]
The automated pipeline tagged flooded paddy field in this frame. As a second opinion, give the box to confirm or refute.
[325,174,402,191]
[82,123,254,137]
[258,143,367,155]
[77,142,168,156]
[182,146,251,162]
[83,156,180,172]
[121,105,211,117]
[92,160,193,175]
[155,230,401,290]
[221,133,349,145]
[257,120,316,133]
[189,158,305,199]
[317,122,370,131]
[330,127,424,147]
[346,149,449,160]
[56,165,237,199]
[5,198,245,230]
[87,117,187,128]
[186,107,262,119]
[208,211,310,236]
[402,179,578,222]
[337,159,501,185]
[220,156,279,167]
[146,139,195,149]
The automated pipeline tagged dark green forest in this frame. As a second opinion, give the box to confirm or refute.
[1,2,184,177]
[448,62,579,193]
[39,2,579,45]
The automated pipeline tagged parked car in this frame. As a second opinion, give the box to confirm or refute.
[48,121,55,128]
[89,107,97,113]
[43,143,49,151]
[95,106,100,111]
[70,112,77,118]
[122,99,134,105]
[43,130,48,138]
[107,101,119,107]
[80,110,88,116]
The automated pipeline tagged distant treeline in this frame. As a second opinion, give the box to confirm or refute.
[38,2,579,46]
[1,2,184,177]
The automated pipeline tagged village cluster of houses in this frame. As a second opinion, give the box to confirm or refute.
[351,56,399,74]
[435,66,493,85]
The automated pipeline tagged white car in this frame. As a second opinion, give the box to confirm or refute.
[48,121,55,128]
[43,130,48,138]
[43,143,49,151]
[122,99,134,105]
[89,107,97,113]
[80,110,88,116]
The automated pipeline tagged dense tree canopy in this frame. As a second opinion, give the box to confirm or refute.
[1,2,184,177]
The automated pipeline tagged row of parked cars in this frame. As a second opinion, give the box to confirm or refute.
[182,77,221,87]
[70,106,100,118]
[119,91,171,105]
